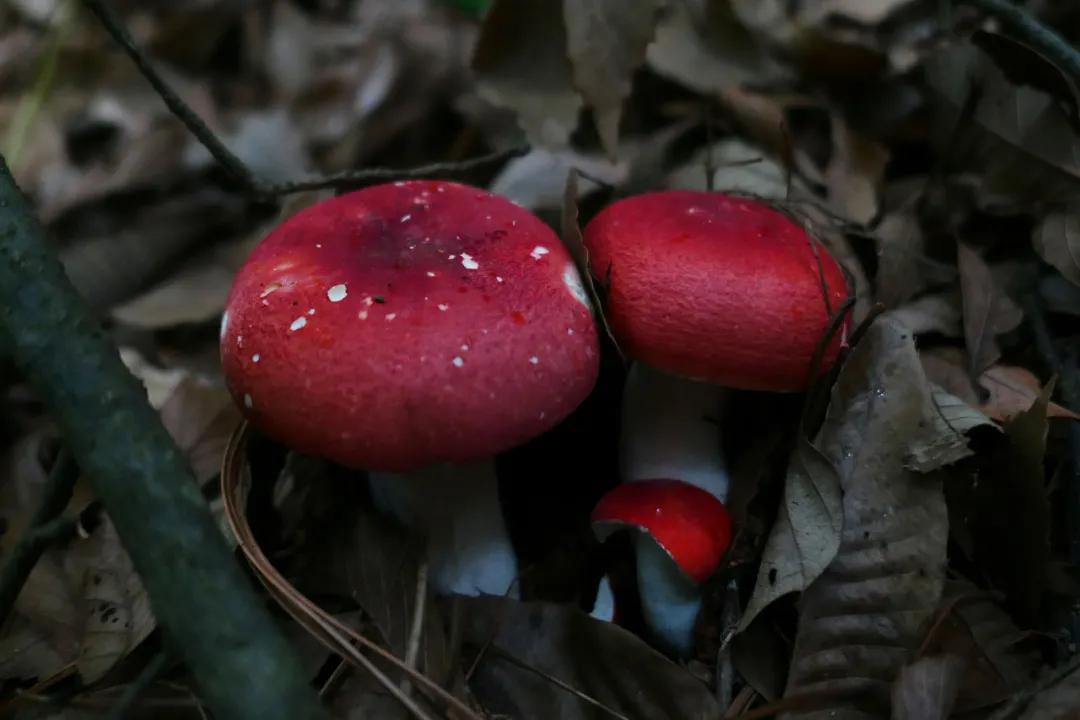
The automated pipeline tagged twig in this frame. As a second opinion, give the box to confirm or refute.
[0,156,326,720]
[961,0,1080,86]
[703,99,716,192]
[0,450,78,625]
[715,579,740,713]
[80,0,526,197]
[259,147,529,196]
[107,650,171,720]
[400,562,429,697]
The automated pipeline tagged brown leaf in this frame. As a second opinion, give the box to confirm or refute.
[646,0,789,94]
[890,655,965,720]
[825,120,889,225]
[1033,204,1080,287]
[874,213,928,309]
[563,0,661,157]
[779,318,953,717]
[925,40,1080,204]
[472,0,581,147]
[957,243,1023,378]
[460,596,721,720]
[921,347,1078,422]
[159,378,242,486]
[979,365,1080,422]
[738,438,841,632]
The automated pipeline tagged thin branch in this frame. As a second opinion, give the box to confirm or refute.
[961,0,1080,86]
[79,0,526,197]
[0,156,326,720]
[260,147,529,196]
[0,450,78,625]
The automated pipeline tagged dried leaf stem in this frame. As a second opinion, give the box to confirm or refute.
[0,450,77,625]
[0,156,326,720]
[80,0,527,197]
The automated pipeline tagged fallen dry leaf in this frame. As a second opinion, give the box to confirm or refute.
[891,655,965,720]
[1033,204,1080,287]
[646,0,789,94]
[563,0,661,158]
[958,242,1024,379]
[472,0,581,147]
[776,318,957,717]
[460,596,721,720]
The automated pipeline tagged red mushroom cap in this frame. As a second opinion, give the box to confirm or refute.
[592,479,732,584]
[584,191,850,391]
[220,180,599,471]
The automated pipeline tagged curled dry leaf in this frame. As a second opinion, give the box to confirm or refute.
[460,596,720,720]
[562,0,661,158]
[472,0,581,148]
[890,654,965,720]
[957,243,1024,379]
[1016,661,1080,719]
[489,147,625,210]
[1033,204,1080,287]
[765,318,959,717]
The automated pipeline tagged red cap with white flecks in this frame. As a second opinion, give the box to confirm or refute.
[220,180,599,471]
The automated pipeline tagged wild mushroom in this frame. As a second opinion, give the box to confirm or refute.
[583,190,849,655]
[221,180,599,597]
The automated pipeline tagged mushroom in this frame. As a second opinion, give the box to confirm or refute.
[582,190,849,655]
[221,180,599,597]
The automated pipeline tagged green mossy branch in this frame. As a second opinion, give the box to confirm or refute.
[0,156,326,720]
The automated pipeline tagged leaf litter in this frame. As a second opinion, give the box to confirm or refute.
[3,1,1080,718]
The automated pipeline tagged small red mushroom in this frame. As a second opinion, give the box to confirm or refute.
[592,480,733,585]
[221,180,599,597]
[583,190,849,654]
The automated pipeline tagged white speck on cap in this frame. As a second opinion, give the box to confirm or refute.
[496,276,504,283]
[448,254,456,260]
[567,328,574,335]
[219,311,229,340]
[252,354,261,363]
[529,356,539,365]
[530,246,549,260]
[327,284,347,302]
[363,296,375,307]
[562,264,590,308]
[400,214,412,223]
[394,181,406,187]
[237,335,243,348]
[385,313,397,321]
[427,271,437,277]
[307,308,316,315]
[437,304,449,311]
[358,310,368,320]
[452,356,464,367]
[243,393,253,408]
[260,283,281,298]
[461,344,469,352]
[290,316,307,331]
[460,252,479,270]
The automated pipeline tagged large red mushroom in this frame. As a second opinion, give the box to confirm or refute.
[221,180,599,597]
[583,190,849,654]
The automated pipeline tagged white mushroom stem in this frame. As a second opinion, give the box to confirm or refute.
[368,460,519,599]
[620,362,729,656]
